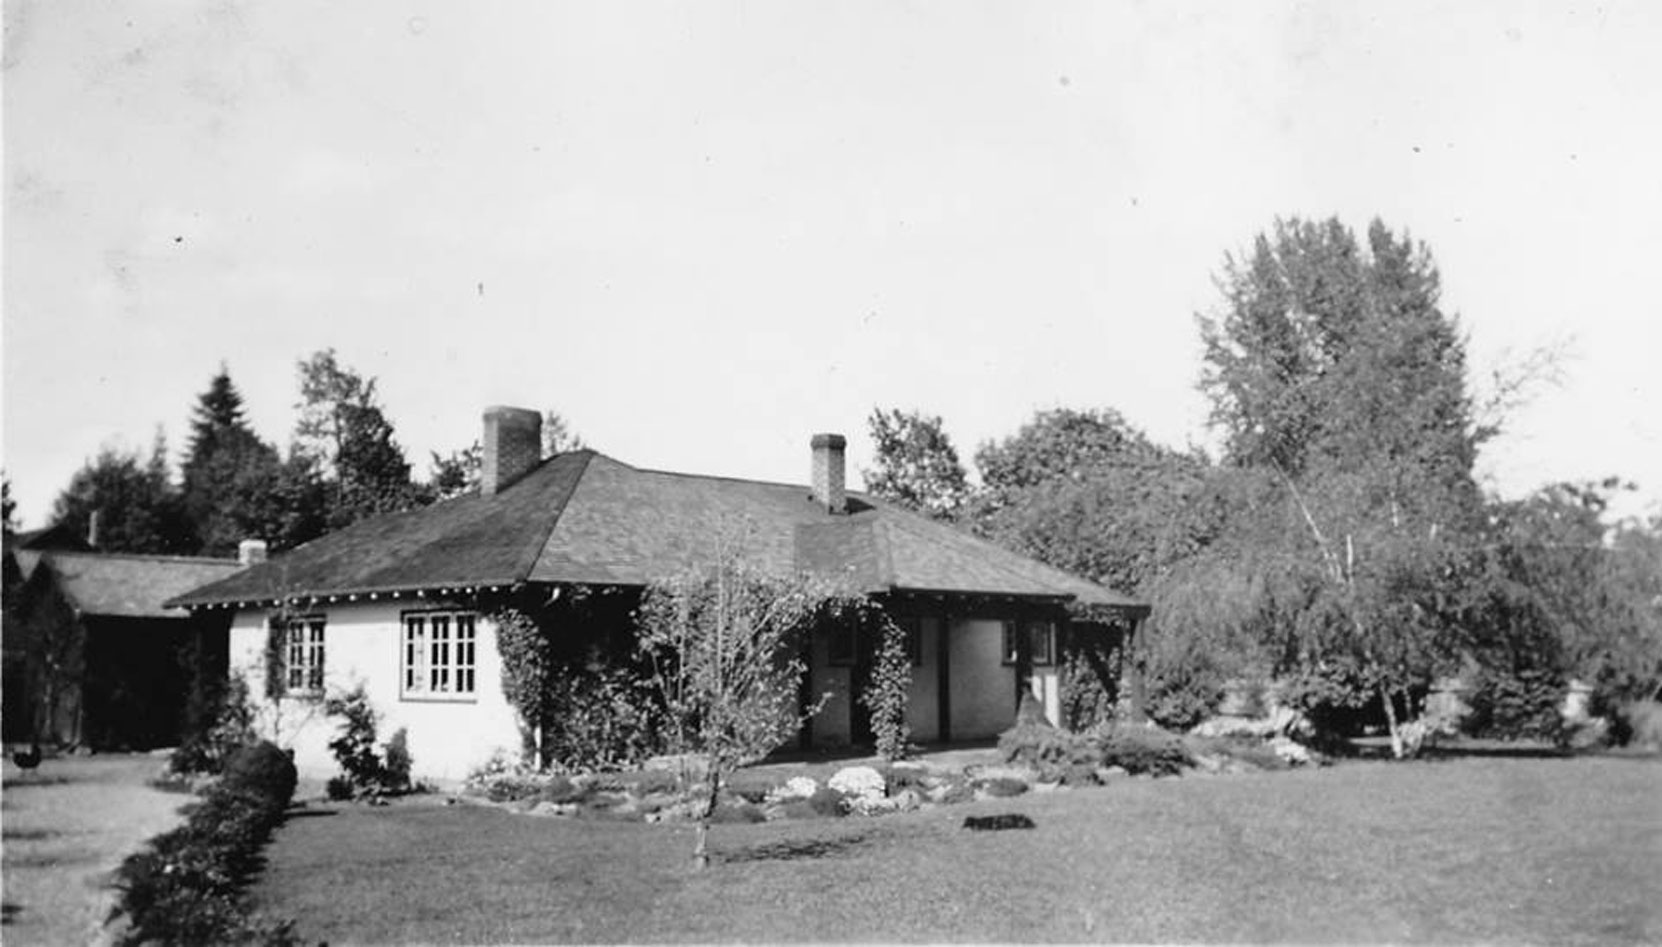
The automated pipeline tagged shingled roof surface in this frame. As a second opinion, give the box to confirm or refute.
[170,449,1143,609]
[27,551,242,618]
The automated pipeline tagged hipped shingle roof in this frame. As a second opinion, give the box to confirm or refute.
[169,450,1143,610]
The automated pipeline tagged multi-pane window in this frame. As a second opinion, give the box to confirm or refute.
[402,611,477,699]
[1002,620,1054,666]
[284,616,326,695]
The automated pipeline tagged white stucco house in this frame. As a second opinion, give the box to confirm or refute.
[169,407,1147,782]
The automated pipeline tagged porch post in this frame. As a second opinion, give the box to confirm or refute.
[1123,610,1149,723]
[936,614,951,743]
[798,628,814,749]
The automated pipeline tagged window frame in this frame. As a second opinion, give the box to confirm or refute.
[1002,620,1055,667]
[281,615,327,697]
[400,609,479,702]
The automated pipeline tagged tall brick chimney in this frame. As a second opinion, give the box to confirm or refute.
[482,406,543,496]
[810,433,847,514]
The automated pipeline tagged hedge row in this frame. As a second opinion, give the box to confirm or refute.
[113,741,302,946]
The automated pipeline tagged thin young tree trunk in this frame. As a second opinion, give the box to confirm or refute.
[1379,680,1404,759]
[693,770,720,871]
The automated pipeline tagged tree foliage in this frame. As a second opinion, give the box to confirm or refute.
[293,349,415,528]
[972,408,1209,595]
[51,435,194,554]
[2,472,17,533]
[862,408,969,521]
[1189,217,1487,756]
[180,366,310,555]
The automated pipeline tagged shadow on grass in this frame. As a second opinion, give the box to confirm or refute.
[721,832,877,864]
[283,808,337,820]
[1421,743,1571,760]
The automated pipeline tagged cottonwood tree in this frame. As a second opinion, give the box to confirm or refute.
[1194,217,1488,757]
[862,408,970,521]
[635,527,838,869]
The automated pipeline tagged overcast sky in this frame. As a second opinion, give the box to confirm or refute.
[5,1,1659,531]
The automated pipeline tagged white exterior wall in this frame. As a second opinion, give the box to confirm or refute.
[945,618,1060,739]
[904,617,941,741]
[948,618,1016,738]
[228,602,520,783]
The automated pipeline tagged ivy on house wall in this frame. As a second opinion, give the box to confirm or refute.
[856,605,912,760]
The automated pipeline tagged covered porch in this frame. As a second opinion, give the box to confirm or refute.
[799,591,1149,749]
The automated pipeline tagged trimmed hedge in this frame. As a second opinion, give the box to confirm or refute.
[113,741,301,946]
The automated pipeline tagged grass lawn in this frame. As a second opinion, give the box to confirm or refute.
[251,754,1661,944]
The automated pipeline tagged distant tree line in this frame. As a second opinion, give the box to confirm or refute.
[864,217,1662,752]
[32,349,583,558]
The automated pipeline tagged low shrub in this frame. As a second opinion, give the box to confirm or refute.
[325,776,355,801]
[710,799,766,824]
[1462,667,1566,741]
[112,741,300,946]
[1060,763,1100,787]
[776,799,822,820]
[807,786,849,817]
[382,728,413,793]
[998,719,1101,780]
[885,766,931,795]
[976,776,1030,798]
[170,676,257,776]
[540,775,592,805]
[1615,701,1662,751]
[725,772,784,804]
[624,770,681,796]
[325,687,415,798]
[1092,722,1193,777]
[937,780,975,805]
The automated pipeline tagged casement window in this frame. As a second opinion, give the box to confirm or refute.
[283,616,326,695]
[1002,620,1054,667]
[402,610,477,700]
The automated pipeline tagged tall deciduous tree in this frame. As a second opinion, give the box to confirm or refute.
[1195,217,1486,757]
[294,350,414,528]
[862,408,969,521]
[51,434,195,554]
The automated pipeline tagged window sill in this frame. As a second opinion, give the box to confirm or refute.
[398,692,479,704]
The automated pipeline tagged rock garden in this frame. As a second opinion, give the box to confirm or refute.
[457,698,1319,827]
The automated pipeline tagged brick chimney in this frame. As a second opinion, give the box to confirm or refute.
[810,433,847,514]
[238,539,268,566]
[482,406,543,496]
